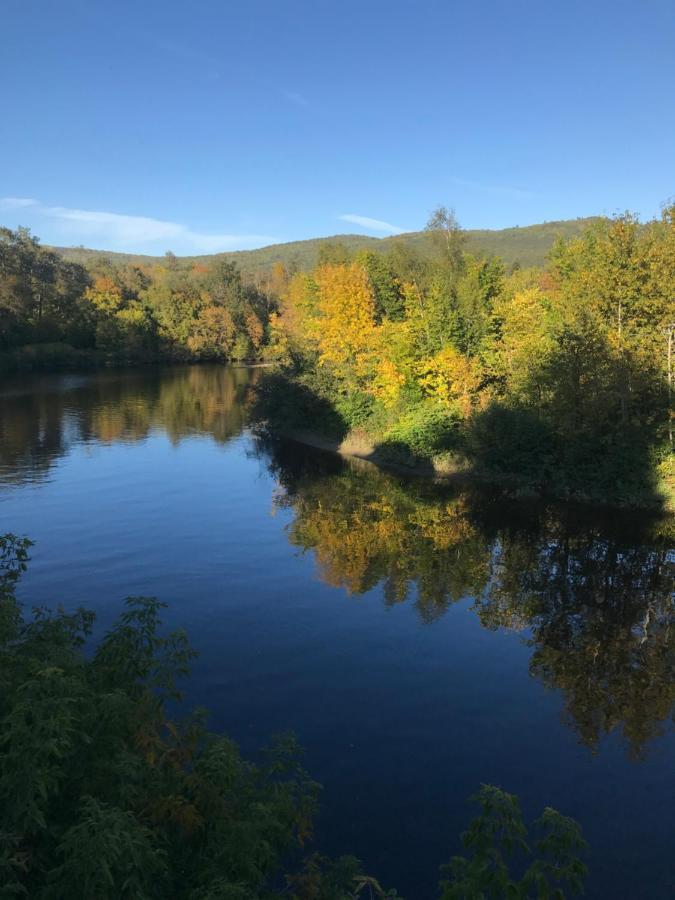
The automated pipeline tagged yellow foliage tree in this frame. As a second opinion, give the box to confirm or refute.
[245,309,264,351]
[417,346,483,416]
[266,311,290,363]
[278,272,319,355]
[370,320,416,408]
[312,263,378,382]
[372,358,406,408]
[491,287,563,399]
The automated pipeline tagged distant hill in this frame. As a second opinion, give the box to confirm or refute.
[51,217,602,274]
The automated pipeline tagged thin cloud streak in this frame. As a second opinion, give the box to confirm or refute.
[339,213,404,234]
[0,198,275,253]
[282,90,309,107]
[1,197,38,209]
[449,177,536,200]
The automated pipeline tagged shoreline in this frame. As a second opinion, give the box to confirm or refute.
[274,426,674,515]
[0,346,273,375]
[279,427,475,484]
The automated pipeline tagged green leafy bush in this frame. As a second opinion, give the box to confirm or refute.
[0,534,320,899]
[334,391,375,429]
[440,784,588,899]
[0,535,588,898]
[252,372,349,438]
[379,402,464,461]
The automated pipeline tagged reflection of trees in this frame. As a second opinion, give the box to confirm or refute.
[0,384,72,485]
[265,440,491,621]
[472,516,674,758]
[262,438,674,757]
[0,366,258,486]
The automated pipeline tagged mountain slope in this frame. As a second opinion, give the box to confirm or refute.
[51,217,602,274]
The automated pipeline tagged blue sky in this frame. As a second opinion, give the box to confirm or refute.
[2,0,674,254]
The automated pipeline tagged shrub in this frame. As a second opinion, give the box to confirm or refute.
[0,535,588,898]
[380,402,464,460]
[334,390,375,428]
[0,534,319,899]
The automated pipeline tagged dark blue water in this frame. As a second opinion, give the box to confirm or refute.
[1,365,673,898]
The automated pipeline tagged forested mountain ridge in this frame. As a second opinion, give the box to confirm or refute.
[49,216,602,274]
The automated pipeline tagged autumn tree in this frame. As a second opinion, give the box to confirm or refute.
[187,305,236,358]
[489,286,563,402]
[312,263,379,384]
[84,275,124,315]
[417,345,484,417]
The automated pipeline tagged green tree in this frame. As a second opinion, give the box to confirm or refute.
[426,206,466,273]
[354,250,405,322]
[440,785,588,899]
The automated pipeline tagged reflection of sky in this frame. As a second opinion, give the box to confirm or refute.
[1,368,674,900]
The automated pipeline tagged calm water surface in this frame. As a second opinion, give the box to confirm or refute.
[1,365,673,898]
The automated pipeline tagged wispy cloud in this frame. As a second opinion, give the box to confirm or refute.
[0,198,275,254]
[282,90,309,107]
[449,177,535,200]
[1,197,38,209]
[339,214,404,235]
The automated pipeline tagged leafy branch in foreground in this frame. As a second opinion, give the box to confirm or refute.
[440,784,588,899]
[0,534,587,898]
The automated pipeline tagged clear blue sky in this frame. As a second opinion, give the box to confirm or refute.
[2,0,674,254]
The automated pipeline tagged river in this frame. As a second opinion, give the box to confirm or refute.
[1,364,673,898]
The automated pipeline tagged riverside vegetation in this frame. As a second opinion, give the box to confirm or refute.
[0,533,589,899]
[0,228,271,371]
[0,217,592,370]
[2,205,674,507]
[255,207,675,509]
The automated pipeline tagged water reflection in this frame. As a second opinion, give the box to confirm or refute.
[258,436,675,758]
[0,365,258,486]
[1,366,673,761]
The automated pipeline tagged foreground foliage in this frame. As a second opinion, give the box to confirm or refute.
[0,534,319,898]
[0,534,587,898]
[440,785,587,899]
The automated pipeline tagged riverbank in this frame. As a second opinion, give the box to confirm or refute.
[252,372,674,513]
[0,342,273,374]
[278,426,472,481]
[273,424,674,514]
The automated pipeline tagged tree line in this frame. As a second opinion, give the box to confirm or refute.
[0,227,274,368]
